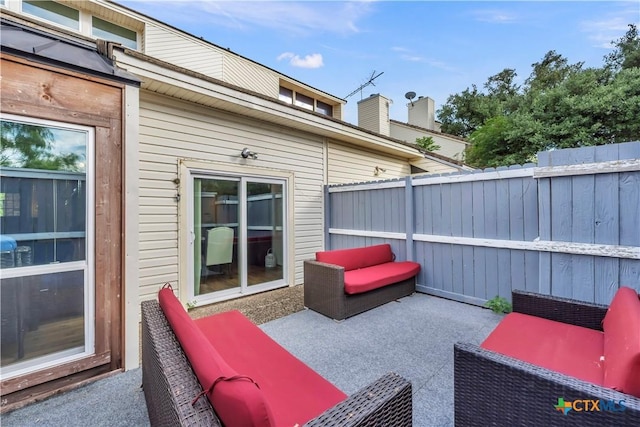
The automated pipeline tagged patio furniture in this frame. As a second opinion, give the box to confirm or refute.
[303,244,420,320]
[205,226,234,277]
[454,288,640,426]
[141,285,413,427]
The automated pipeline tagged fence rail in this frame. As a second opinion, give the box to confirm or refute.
[325,142,640,306]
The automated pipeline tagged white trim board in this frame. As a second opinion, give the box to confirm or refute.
[327,229,640,259]
[328,228,406,240]
[414,234,639,259]
[534,159,640,178]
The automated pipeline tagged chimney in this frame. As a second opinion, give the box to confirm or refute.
[408,96,435,131]
[357,94,390,136]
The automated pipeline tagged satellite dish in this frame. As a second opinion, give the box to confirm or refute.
[405,91,417,106]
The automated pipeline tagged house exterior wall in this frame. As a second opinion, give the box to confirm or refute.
[357,94,390,136]
[409,157,463,175]
[143,23,225,79]
[137,91,326,300]
[408,96,436,130]
[223,54,280,98]
[327,141,411,184]
[390,123,469,161]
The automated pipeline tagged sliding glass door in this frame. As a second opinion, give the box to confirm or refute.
[192,174,285,301]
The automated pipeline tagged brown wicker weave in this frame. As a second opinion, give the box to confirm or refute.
[454,289,640,426]
[141,300,413,426]
[303,260,416,320]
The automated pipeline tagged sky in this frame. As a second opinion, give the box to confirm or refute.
[118,0,640,125]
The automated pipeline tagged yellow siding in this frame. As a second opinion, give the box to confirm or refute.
[327,141,411,184]
[223,55,279,98]
[138,92,325,300]
[390,123,469,161]
[409,157,461,175]
[357,95,390,136]
[143,23,224,78]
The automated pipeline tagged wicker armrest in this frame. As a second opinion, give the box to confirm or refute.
[454,342,640,426]
[305,372,412,427]
[512,289,608,331]
[303,260,346,317]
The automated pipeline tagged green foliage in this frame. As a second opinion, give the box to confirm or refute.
[437,24,640,168]
[186,300,198,310]
[485,296,513,314]
[605,24,640,71]
[1,121,81,171]
[415,136,441,153]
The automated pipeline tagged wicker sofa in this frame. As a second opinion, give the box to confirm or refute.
[454,288,640,426]
[304,244,420,320]
[141,287,413,427]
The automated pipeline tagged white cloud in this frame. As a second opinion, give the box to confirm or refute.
[277,52,324,68]
[191,1,375,36]
[581,15,636,49]
[471,9,519,24]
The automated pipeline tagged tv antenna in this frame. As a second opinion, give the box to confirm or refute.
[345,70,384,99]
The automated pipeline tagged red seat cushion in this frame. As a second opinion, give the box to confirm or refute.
[195,310,347,426]
[158,288,275,427]
[602,286,640,397]
[481,312,604,385]
[316,244,393,271]
[343,261,420,294]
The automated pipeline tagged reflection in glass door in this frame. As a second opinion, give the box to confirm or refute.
[192,176,285,301]
[0,117,94,379]
[247,181,283,287]
[194,178,240,297]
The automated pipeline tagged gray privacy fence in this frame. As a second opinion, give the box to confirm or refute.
[325,142,640,306]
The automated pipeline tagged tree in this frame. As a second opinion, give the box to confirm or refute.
[524,50,583,92]
[437,27,640,168]
[415,136,441,153]
[0,121,80,171]
[605,24,640,71]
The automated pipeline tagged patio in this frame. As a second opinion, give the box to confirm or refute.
[1,291,501,426]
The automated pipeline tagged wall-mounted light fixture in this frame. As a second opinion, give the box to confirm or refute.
[374,166,387,176]
[241,148,258,159]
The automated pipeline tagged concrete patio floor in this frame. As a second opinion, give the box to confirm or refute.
[1,292,502,426]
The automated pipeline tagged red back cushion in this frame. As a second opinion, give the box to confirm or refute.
[602,286,640,397]
[316,244,393,271]
[158,287,275,426]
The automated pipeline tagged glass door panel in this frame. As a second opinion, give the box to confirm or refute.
[0,118,93,379]
[247,181,284,287]
[194,178,240,297]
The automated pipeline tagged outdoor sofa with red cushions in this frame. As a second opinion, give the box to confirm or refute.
[303,244,420,320]
[454,287,640,426]
[141,285,412,427]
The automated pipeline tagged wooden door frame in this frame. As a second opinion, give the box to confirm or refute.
[0,53,125,410]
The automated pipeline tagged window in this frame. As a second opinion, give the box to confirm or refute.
[92,17,137,49]
[278,86,334,117]
[316,100,333,117]
[22,0,79,31]
[294,93,314,111]
[278,87,293,104]
[0,116,94,379]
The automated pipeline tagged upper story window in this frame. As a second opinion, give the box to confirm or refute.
[316,100,333,117]
[16,1,139,50]
[278,87,293,104]
[279,86,335,117]
[294,93,314,111]
[92,17,137,49]
[22,0,79,31]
